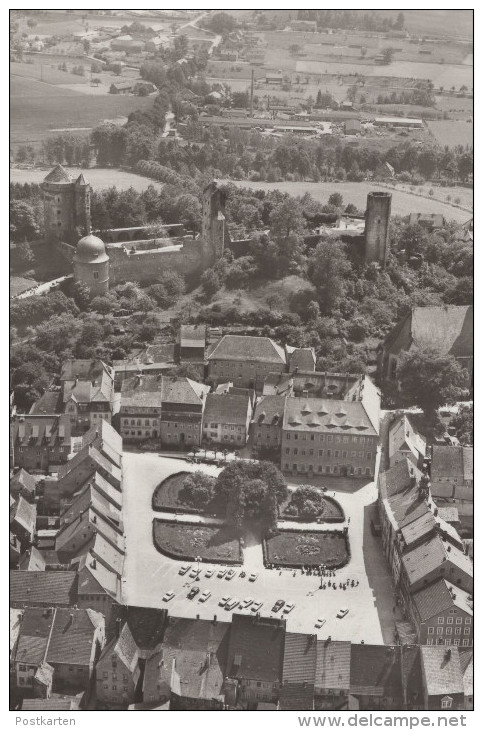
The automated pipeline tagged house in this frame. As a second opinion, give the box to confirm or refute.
[281,397,379,478]
[349,644,402,710]
[10,571,78,609]
[252,395,287,453]
[10,468,37,501]
[459,649,473,710]
[120,374,162,441]
[279,633,317,710]
[10,414,72,471]
[409,579,473,647]
[265,72,283,85]
[60,359,115,433]
[314,639,351,710]
[374,117,423,128]
[56,444,122,498]
[19,546,46,572]
[400,532,473,598]
[109,81,134,94]
[375,161,395,179]
[202,393,252,447]
[10,495,36,550]
[12,607,105,696]
[378,305,473,383]
[409,212,445,230]
[96,622,141,708]
[159,376,210,448]
[207,335,287,389]
[287,347,316,373]
[111,35,145,52]
[179,324,206,363]
[388,414,426,469]
[76,552,122,624]
[29,389,63,416]
[420,646,464,711]
[430,446,473,497]
[226,614,285,707]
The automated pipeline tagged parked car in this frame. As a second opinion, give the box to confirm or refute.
[336,608,349,619]
[272,599,285,612]
[315,618,326,628]
[205,569,214,578]
[248,573,258,582]
[179,565,190,576]
[251,601,263,612]
[217,568,227,578]
[240,598,253,609]
[199,590,211,603]
[283,602,295,614]
[219,595,231,607]
[162,591,175,602]
[225,569,236,580]
[187,587,200,599]
[190,567,201,578]
[224,598,239,611]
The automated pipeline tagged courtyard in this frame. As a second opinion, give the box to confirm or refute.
[122,452,398,643]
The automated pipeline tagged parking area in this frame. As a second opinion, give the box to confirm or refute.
[122,453,397,643]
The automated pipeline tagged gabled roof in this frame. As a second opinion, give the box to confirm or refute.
[30,389,63,415]
[10,570,78,607]
[421,646,463,696]
[10,468,37,496]
[401,534,473,586]
[288,348,316,372]
[160,376,209,405]
[207,335,286,365]
[203,393,251,426]
[77,551,121,600]
[227,614,285,683]
[180,324,206,349]
[315,640,351,690]
[61,358,112,384]
[99,622,139,673]
[10,494,36,534]
[378,459,426,531]
[46,608,104,666]
[350,645,401,696]
[459,649,473,697]
[389,414,426,462]
[14,607,55,665]
[431,446,473,481]
[43,164,72,184]
[400,511,436,547]
[412,579,472,623]
[19,546,46,572]
[10,414,72,448]
[82,420,122,468]
[121,374,163,409]
[282,632,317,683]
[385,306,473,359]
[253,394,286,426]
[283,397,377,436]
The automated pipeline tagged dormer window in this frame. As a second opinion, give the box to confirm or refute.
[441,697,453,709]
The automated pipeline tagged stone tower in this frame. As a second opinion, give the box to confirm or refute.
[73,233,109,296]
[41,165,91,243]
[364,191,392,266]
[201,180,227,261]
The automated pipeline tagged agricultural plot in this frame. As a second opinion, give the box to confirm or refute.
[264,530,349,568]
[427,120,473,148]
[153,520,243,564]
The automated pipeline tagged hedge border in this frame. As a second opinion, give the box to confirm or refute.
[152,518,243,566]
[152,471,215,515]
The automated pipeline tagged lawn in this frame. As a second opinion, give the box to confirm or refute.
[221,180,471,222]
[265,529,349,568]
[10,167,163,193]
[153,519,242,564]
[152,471,224,516]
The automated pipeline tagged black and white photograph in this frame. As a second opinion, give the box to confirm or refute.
[9,6,474,720]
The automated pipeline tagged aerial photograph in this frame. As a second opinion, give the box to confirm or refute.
[9,8,473,715]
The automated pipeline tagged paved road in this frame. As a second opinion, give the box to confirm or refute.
[122,453,398,643]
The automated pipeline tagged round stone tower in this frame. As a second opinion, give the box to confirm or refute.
[73,234,109,296]
[364,191,392,266]
[41,164,91,243]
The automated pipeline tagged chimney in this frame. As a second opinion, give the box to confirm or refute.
[116,617,122,638]
[445,649,452,660]
[91,558,97,569]
[213,614,217,625]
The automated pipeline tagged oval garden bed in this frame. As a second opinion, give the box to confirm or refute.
[263,529,349,568]
[153,519,243,565]
[152,472,224,516]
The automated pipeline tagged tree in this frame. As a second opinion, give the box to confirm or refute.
[291,485,323,518]
[449,404,473,446]
[381,47,395,64]
[200,268,221,297]
[328,192,343,208]
[12,241,35,269]
[10,201,41,242]
[269,198,305,239]
[179,471,216,508]
[216,461,287,528]
[396,347,469,419]
[289,43,302,56]
[309,238,351,314]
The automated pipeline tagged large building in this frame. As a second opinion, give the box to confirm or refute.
[207,335,287,389]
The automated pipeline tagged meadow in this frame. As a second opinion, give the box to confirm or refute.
[427,120,473,148]
[10,167,163,192]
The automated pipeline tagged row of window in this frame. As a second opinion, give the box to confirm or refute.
[428,627,471,635]
[102,672,129,682]
[437,616,471,625]
[284,463,372,476]
[207,423,244,431]
[426,638,472,648]
[285,433,373,444]
[123,418,156,426]
[285,447,373,460]
[18,446,66,454]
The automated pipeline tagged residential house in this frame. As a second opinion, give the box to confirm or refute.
[10,414,72,471]
[349,644,403,710]
[10,468,37,501]
[287,347,316,373]
[252,395,286,453]
[314,640,351,710]
[56,444,121,499]
[281,397,379,478]
[159,376,210,448]
[459,649,473,710]
[202,393,252,447]
[378,305,473,383]
[120,374,162,442]
[408,213,445,230]
[226,614,285,707]
[96,622,141,708]
[409,579,473,647]
[388,414,426,469]
[76,552,122,625]
[279,633,317,710]
[207,335,286,390]
[430,446,473,531]
[420,646,464,711]
[400,532,473,598]
[179,324,206,362]
[60,359,115,434]
[10,571,78,609]
[19,546,46,572]
[10,495,36,550]
[29,389,63,416]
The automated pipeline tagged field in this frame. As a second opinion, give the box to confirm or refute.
[221,180,472,223]
[14,10,173,36]
[153,520,242,564]
[10,167,163,192]
[427,120,473,148]
[10,75,153,146]
[264,530,349,568]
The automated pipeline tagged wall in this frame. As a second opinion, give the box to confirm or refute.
[107,239,209,285]
[281,431,378,478]
[208,359,285,389]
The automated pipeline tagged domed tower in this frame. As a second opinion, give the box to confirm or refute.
[41,165,91,243]
[73,234,109,296]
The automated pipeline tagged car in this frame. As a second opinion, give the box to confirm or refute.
[272,600,285,612]
[162,590,175,602]
[190,568,201,578]
[315,618,326,629]
[224,598,239,611]
[199,590,211,603]
[248,573,258,582]
[251,601,263,612]
[179,565,190,576]
[217,568,227,578]
[187,587,200,599]
[219,595,231,607]
[225,569,236,580]
[240,598,253,610]
[283,602,295,614]
[336,608,349,619]
[205,569,214,578]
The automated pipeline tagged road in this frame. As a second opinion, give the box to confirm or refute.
[122,452,398,643]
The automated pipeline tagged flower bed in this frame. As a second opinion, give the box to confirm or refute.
[152,519,243,565]
[263,529,349,568]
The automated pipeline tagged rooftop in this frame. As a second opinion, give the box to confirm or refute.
[203,393,251,426]
[283,397,377,436]
[315,640,351,690]
[207,335,286,365]
[431,446,473,482]
[227,614,285,683]
[412,579,472,623]
[10,570,78,607]
[420,646,463,696]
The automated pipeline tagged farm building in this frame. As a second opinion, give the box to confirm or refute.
[374,117,423,128]
[265,72,284,85]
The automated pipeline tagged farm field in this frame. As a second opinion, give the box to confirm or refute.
[10,75,153,146]
[221,180,471,222]
[427,120,473,148]
[153,519,243,564]
[10,167,163,192]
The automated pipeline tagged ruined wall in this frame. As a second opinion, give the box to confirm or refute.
[107,239,211,285]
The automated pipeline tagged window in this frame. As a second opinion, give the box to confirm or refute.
[335,450,339,458]
[464,628,470,635]
[319,450,324,457]
[293,448,298,455]
[285,448,290,454]
[447,617,453,624]
[437,617,444,624]
[441,698,453,709]
[286,434,290,440]
[93,271,99,280]
[437,627,443,635]
[342,451,347,459]
[456,618,462,625]
[327,449,332,457]
[455,627,461,635]
[446,627,452,635]
[426,638,433,645]
[112,685,117,691]
[453,639,460,646]
[462,639,469,647]
[365,468,371,476]
[19,665,26,672]
[465,618,471,624]
[427,627,434,635]
[294,434,298,440]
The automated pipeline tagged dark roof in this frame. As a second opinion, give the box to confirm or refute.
[227,614,285,683]
[10,495,37,534]
[289,348,316,372]
[401,534,472,586]
[253,395,286,426]
[420,646,463,696]
[19,546,46,572]
[385,306,473,359]
[125,607,167,651]
[29,390,63,415]
[400,511,436,546]
[412,579,472,622]
[207,335,286,364]
[401,645,422,700]
[315,640,351,689]
[282,632,317,683]
[99,622,139,673]
[431,446,473,481]
[46,608,104,666]
[180,324,206,349]
[160,376,209,405]
[350,645,402,696]
[10,469,37,496]
[43,164,72,184]
[379,459,427,529]
[10,571,78,607]
[14,607,55,665]
[10,414,72,448]
[203,393,251,426]
[283,397,377,437]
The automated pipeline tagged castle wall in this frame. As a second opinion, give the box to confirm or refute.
[107,239,210,285]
